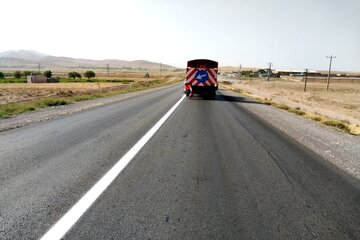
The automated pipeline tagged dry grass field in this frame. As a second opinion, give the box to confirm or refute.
[218,66,258,74]
[0,82,124,104]
[0,67,183,79]
[0,71,184,105]
[0,71,184,118]
[224,79,360,134]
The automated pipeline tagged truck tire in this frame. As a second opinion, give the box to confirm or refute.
[208,91,216,100]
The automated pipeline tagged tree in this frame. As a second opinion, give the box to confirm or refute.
[14,71,22,78]
[74,72,82,79]
[23,71,32,77]
[258,69,266,75]
[44,70,52,78]
[241,70,253,77]
[68,72,75,79]
[0,72,4,79]
[68,71,82,79]
[84,70,95,80]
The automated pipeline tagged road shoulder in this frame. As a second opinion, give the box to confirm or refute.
[0,83,181,133]
[218,88,360,181]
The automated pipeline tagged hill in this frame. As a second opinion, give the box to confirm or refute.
[0,50,177,70]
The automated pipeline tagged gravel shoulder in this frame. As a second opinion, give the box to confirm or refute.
[218,87,360,181]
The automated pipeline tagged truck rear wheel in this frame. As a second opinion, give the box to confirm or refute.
[208,91,216,100]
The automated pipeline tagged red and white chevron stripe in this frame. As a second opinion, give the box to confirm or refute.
[185,67,218,86]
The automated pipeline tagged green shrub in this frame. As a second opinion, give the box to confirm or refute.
[40,99,72,107]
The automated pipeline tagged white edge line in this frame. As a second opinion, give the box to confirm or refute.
[40,95,186,240]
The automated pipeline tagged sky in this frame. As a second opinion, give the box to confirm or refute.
[1,0,360,71]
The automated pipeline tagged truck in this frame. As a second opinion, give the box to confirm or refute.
[184,59,218,99]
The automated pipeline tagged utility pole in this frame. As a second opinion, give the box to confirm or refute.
[267,62,273,81]
[106,64,109,77]
[326,55,336,90]
[304,68,309,92]
[38,63,41,73]
[160,62,163,77]
[239,64,242,78]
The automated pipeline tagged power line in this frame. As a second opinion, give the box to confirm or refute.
[326,55,336,90]
[239,64,242,78]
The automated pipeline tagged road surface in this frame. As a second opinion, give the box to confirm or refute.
[0,84,359,239]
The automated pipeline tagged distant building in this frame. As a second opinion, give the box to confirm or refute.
[27,75,59,83]
[274,70,321,77]
[27,75,47,83]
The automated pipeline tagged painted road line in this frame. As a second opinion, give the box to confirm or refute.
[40,95,186,240]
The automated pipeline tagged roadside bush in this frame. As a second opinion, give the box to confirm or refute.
[276,104,290,110]
[0,72,4,79]
[288,108,305,116]
[323,120,351,132]
[41,98,72,107]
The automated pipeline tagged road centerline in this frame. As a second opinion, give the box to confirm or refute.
[40,95,186,240]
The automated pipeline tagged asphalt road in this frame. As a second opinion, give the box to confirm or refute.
[1,84,360,239]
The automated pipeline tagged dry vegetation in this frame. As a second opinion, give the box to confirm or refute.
[0,82,123,104]
[0,71,184,118]
[222,79,360,135]
[218,66,258,74]
[0,71,183,104]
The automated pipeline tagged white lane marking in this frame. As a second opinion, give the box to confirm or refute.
[40,95,186,240]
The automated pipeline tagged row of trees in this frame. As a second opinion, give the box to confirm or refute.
[238,69,281,78]
[68,71,95,80]
[0,70,96,80]
[0,70,28,78]
[0,70,52,79]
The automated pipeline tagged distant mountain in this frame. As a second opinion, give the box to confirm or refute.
[0,50,47,60]
[0,50,177,70]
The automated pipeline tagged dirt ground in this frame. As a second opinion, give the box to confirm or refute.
[0,82,131,104]
[0,71,184,105]
[228,79,360,125]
